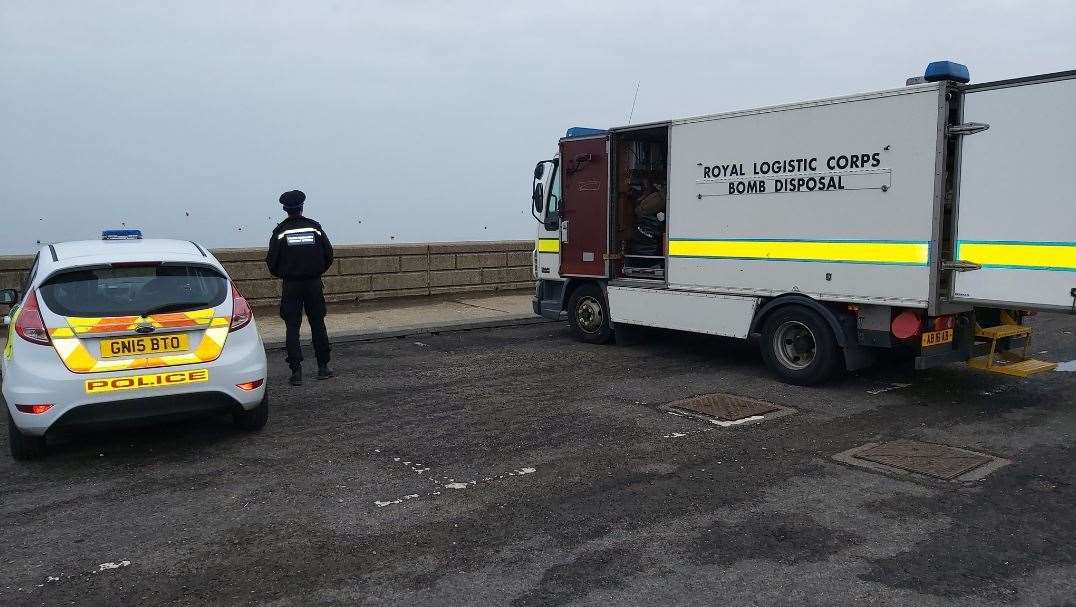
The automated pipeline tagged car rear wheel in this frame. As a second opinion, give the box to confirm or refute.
[233,393,269,431]
[7,410,47,460]
[760,305,842,386]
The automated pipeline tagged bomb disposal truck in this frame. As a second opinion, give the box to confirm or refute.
[529,62,1075,385]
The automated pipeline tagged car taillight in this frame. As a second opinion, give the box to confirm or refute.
[236,379,264,391]
[16,404,53,414]
[229,284,253,332]
[14,290,51,345]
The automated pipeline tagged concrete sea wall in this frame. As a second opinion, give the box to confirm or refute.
[0,240,535,308]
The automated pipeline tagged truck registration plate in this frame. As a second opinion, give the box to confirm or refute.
[100,334,189,358]
[921,329,953,347]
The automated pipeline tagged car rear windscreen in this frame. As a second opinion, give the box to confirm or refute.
[39,264,228,318]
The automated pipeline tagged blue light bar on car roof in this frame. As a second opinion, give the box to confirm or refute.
[102,229,143,240]
[924,61,970,84]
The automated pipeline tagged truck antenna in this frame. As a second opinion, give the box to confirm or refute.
[627,81,640,124]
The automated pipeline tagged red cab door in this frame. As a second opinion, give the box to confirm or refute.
[558,135,609,277]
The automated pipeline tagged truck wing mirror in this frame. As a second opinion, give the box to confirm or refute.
[531,183,546,224]
[533,163,545,180]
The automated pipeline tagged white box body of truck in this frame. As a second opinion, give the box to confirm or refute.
[530,65,1074,384]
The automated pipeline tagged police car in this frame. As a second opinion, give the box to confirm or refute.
[1,230,268,459]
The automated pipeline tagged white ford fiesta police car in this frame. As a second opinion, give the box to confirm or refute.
[1,230,268,459]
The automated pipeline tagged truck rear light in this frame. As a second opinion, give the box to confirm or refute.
[229,284,253,332]
[890,310,922,339]
[931,315,955,330]
[16,403,54,414]
[236,379,264,391]
[14,290,51,345]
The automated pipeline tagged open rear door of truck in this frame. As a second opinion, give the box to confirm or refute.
[558,134,610,278]
[951,71,1076,312]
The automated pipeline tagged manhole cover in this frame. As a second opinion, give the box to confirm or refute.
[852,440,994,480]
[667,393,780,421]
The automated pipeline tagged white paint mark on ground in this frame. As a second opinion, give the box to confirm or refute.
[663,432,688,439]
[867,383,912,396]
[94,561,131,573]
[980,384,1013,397]
[374,494,420,507]
[46,576,60,583]
[374,465,541,507]
[1056,360,1076,372]
[712,415,765,427]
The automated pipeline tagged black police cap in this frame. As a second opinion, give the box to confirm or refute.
[279,190,306,210]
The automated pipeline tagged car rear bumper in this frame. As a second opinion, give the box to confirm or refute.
[2,321,267,436]
[49,391,254,432]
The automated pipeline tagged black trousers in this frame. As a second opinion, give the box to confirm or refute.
[279,278,330,370]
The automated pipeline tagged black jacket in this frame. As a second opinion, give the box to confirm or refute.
[266,216,334,280]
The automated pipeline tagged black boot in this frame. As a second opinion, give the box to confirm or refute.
[289,368,303,386]
[317,364,334,380]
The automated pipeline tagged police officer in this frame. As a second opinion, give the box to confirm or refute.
[266,190,335,386]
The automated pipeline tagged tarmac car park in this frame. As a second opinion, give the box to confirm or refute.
[1,230,268,460]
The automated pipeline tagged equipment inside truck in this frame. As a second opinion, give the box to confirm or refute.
[611,126,669,281]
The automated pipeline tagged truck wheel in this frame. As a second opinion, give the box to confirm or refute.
[760,306,842,385]
[234,393,269,432]
[8,410,47,460]
[568,284,613,344]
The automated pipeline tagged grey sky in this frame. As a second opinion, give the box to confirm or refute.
[2,1,1074,254]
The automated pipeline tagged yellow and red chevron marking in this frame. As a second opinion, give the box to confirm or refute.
[49,315,230,374]
[60,308,215,336]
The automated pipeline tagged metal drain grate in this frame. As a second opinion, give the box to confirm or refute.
[852,440,994,480]
[668,393,780,421]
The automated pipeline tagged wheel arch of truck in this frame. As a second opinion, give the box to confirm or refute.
[750,294,851,345]
[558,278,606,312]
[750,294,874,371]
[753,297,878,372]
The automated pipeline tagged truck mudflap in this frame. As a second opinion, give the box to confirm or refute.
[914,316,975,370]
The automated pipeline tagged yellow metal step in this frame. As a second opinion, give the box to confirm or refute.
[975,324,1032,339]
[967,355,1058,378]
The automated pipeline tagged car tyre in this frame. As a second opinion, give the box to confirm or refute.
[7,409,47,460]
[234,393,269,432]
[760,305,842,386]
[567,283,614,344]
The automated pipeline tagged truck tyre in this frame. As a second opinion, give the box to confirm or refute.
[234,393,269,432]
[568,284,613,344]
[760,305,842,385]
[8,409,47,460]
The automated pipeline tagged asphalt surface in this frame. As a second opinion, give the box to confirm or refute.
[2,314,1076,606]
